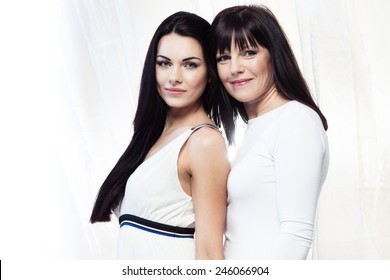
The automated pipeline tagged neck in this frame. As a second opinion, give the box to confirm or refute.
[164,102,210,133]
[245,85,289,119]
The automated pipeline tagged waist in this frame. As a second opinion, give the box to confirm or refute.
[119,214,195,239]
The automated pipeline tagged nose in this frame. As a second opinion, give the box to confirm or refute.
[230,57,244,76]
[168,65,182,84]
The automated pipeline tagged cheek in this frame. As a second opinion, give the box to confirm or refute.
[187,72,207,91]
[255,59,272,79]
[155,69,166,87]
[217,67,232,90]
[217,65,228,80]
[261,65,274,85]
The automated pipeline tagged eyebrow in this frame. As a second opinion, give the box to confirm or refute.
[156,55,202,62]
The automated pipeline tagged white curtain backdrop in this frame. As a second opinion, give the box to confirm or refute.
[1,0,389,259]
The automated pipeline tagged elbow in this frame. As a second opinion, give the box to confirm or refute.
[196,251,224,260]
[280,220,315,244]
[195,244,224,260]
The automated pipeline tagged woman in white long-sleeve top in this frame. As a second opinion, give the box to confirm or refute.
[210,5,329,259]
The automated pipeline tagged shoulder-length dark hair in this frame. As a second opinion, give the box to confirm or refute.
[90,11,229,223]
[210,5,328,130]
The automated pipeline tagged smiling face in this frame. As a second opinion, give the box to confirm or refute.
[155,33,208,110]
[216,39,274,106]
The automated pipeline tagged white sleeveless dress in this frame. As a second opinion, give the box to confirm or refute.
[116,124,219,259]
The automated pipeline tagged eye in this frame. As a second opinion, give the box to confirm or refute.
[243,50,257,57]
[216,54,230,63]
[184,62,199,69]
[156,60,171,68]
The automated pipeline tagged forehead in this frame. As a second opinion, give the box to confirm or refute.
[157,33,204,59]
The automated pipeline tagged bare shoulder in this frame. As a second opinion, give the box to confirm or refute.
[187,126,227,153]
[184,125,230,177]
[179,126,229,177]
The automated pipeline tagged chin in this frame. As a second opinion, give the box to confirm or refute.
[229,95,249,103]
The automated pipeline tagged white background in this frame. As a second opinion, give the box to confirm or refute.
[0,0,389,260]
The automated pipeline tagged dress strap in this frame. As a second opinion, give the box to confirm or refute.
[191,123,220,132]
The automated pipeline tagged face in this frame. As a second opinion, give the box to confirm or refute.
[216,39,274,105]
[156,33,208,110]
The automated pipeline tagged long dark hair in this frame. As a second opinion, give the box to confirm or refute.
[90,11,228,223]
[210,5,328,130]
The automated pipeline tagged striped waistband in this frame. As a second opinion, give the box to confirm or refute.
[119,214,195,239]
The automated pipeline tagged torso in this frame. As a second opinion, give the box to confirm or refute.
[145,120,216,197]
[225,101,329,259]
[116,122,221,260]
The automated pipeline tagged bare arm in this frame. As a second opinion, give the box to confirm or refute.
[186,128,230,259]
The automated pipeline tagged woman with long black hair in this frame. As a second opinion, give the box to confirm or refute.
[90,11,231,260]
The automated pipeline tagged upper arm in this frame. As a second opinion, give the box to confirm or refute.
[186,128,230,259]
[273,109,328,258]
[275,110,327,221]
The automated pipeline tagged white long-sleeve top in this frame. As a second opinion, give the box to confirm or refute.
[224,101,329,259]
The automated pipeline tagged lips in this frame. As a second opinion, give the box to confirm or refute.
[230,78,252,87]
[165,87,186,96]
